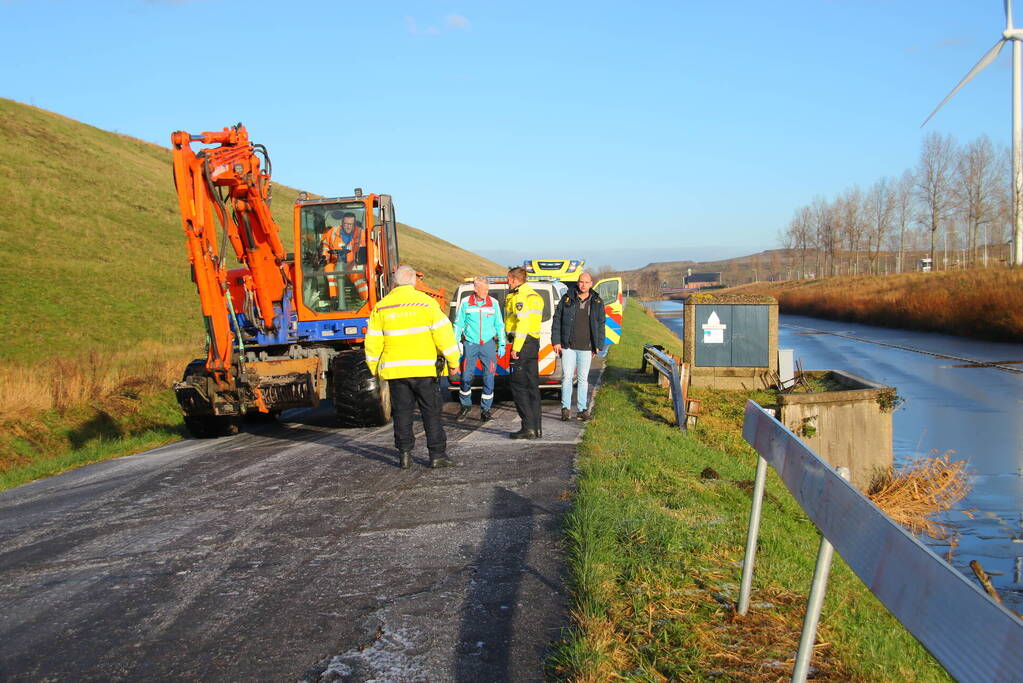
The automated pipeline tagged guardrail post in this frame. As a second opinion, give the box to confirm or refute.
[791,466,850,683]
[737,454,768,616]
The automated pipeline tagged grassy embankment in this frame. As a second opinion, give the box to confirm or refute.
[0,97,501,490]
[727,269,1023,343]
[551,302,949,681]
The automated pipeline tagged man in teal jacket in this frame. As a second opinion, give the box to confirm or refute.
[452,277,506,421]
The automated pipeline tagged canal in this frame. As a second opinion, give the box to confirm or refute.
[646,299,1023,611]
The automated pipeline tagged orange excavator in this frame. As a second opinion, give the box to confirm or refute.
[170,123,445,436]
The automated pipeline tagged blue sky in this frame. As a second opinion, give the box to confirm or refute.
[0,0,1010,269]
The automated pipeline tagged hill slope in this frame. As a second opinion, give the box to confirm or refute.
[0,98,501,363]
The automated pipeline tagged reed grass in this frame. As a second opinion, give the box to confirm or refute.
[729,269,1023,342]
[868,453,973,539]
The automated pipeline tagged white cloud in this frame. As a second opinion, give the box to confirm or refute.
[406,13,470,36]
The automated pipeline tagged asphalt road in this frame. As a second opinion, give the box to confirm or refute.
[0,375,598,682]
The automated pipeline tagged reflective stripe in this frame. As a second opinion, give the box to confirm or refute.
[366,329,383,336]
[524,308,543,315]
[381,326,431,336]
[481,393,493,400]
[379,358,436,369]
[377,302,430,311]
[365,354,381,361]
[429,318,450,330]
[441,344,459,356]
[459,389,472,396]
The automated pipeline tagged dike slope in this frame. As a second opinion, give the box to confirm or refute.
[0,98,501,363]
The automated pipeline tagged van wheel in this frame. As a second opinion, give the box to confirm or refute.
[331,351,391,427]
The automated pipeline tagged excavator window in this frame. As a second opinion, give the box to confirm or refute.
[299,203,370,313]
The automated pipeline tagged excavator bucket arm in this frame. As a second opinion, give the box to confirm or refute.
[170,124,288,383]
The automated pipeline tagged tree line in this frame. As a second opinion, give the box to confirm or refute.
[780,131,1012,278]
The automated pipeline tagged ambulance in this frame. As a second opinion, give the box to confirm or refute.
[447,274,625,393]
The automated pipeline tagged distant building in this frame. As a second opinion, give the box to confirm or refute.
[683,272,721,289]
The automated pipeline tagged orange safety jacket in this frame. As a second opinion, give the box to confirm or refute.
[321,226,362,263]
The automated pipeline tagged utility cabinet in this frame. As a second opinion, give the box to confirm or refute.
[683,293,778,388]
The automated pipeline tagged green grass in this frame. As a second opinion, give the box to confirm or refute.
[0,389,185,492]
[550,302,950,681]
[0,97,501,364]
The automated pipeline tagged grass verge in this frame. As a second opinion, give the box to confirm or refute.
[550,302,950,681]
[1,371,187,493]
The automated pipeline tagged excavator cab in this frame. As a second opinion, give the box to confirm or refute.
[294,192,400,323]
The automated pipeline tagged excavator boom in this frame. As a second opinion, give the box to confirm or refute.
[170,124,288,381]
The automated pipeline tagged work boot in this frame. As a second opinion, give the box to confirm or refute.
[480,409,492,422]
[399,450,412,469]
[577,410,591,422]
[509,428,539,440]
[561,408,571,421]
[456,406,472,422]
[429,454,457,468]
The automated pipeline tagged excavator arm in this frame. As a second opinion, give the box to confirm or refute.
[170,124,288,385]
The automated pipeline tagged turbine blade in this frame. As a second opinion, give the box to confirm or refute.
[922,39,1007,127]
[1008,0,1015,31]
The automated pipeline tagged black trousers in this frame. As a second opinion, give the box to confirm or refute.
[509,336,541,431]
[388,377,447,457]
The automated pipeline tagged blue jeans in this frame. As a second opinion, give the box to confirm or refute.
[459,341,498,411]
[560,348,593,412]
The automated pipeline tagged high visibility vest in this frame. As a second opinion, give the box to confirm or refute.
[505,282,543,353]
[365,285,460,379]
[321,226,361,263]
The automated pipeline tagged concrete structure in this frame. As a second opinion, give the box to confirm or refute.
[683,293,778,389]
[776,370,895,492]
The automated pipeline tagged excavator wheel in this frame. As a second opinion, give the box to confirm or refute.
[180,359,242,438]
[183,414,241,438]
[331,351,391,428]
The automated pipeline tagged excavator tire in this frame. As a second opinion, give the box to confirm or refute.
[331,351,391,427]
[183,414,241,438]
[180,359,241,438]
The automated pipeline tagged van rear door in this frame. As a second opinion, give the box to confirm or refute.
[594,277,624,347]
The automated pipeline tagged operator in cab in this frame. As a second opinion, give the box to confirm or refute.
[505,266,544,440]
[321,210,369,303]
[365,265,461,469]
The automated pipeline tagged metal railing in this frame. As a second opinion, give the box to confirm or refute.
[640,344,691,430]
[740,400,1023,682]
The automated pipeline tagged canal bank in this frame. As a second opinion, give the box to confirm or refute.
[552,301,947,681]
[648,298,1023,613]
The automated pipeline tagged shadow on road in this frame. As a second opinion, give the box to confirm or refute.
[455,486,535,682]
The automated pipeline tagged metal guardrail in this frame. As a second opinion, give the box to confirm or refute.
[740,400,1023,682]
[640,344,688,430]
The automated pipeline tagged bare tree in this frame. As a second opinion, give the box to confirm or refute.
[954,135,999,267]
[915,132,958,268]
[835,187,865,275]
[865,178,894,274]
[810,195,836,276]
[889,170,916,273]
[786,205,813,278]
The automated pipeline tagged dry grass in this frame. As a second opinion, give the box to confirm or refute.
[727,269,1023,342]
[868,453,972,539]
[0,342,195,419]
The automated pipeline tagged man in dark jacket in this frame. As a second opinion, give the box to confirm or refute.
[551,272,605,421]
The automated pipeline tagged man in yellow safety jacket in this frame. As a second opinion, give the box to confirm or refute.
[505,266,544,439]
[366,265,461,468]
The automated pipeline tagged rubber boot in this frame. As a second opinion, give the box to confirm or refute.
[430,454,457,468]
[399,451,412,469]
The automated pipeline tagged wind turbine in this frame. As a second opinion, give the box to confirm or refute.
[922,0,1023,267]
